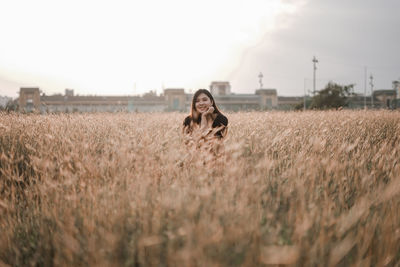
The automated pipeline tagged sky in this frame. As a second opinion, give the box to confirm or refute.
[0,0,399,98]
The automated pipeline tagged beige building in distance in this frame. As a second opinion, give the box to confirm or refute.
[18,82,283,113]
[17,79,397,113]
[164,89,186,111]
[18,88,41,111]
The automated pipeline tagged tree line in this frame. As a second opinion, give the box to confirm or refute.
[296,82,355,110]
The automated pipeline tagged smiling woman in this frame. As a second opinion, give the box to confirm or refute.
[182,89,228,162]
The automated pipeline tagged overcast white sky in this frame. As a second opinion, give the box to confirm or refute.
[0,0,399,98]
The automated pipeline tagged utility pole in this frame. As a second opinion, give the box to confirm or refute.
[394,80,400,100]
[303,78,307,111]
[312,56,318,95]
[364,66,367,109]
[258,72,263,89]
[369,74,374,108]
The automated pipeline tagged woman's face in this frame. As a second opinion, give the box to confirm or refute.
[195,93,213,114]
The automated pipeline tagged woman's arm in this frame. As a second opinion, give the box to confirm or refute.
[182,116,194,143]
[212,114,228,139]
[196,107,213,137]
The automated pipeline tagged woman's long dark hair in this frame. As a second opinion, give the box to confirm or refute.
[191,89,222,124]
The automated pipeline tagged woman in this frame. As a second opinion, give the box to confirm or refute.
[182,89,228,160]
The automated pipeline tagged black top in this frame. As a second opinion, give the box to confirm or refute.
[183,113,228,138]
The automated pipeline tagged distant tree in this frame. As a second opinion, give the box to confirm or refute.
[5,99,19,112]
[310,82,354,109]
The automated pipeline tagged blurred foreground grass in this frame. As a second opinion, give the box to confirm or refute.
[0,110,399,266]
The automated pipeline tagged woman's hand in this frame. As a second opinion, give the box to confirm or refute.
[202,106,214,117]
[200,106,214,134]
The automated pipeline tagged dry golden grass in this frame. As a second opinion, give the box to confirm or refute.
[0,110,399,266]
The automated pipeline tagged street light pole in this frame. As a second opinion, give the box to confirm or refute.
[364,66,367,109]
[369,74,374,108]
[312,56,318,95]
[258,72,263,89]
[304,78,306,111]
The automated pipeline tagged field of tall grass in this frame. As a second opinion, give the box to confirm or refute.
[0,110,399,266]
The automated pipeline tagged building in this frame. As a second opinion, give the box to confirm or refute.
[18,82,284,113]
[278,96,307,110]
[17,80,398,113]
[256,89,278,109]
[39,89,165,113]
[392,80,400,108]
[210,81,231,96]
[373,90,396,108]
[19,88,41,112]
[166,83,280,111]
[347,90,397,109]
[164,89,186,111]
[393,80,400,99]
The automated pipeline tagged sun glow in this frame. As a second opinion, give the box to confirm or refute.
[0,0,303,96]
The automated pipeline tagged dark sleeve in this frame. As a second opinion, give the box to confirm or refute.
[213,114,228,138]
[183,116,192,127]
[212,114,228,128]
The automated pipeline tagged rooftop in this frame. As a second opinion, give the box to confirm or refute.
[20,87,39,93]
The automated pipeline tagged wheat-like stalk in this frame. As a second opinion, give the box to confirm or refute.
[0,110,399,266]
